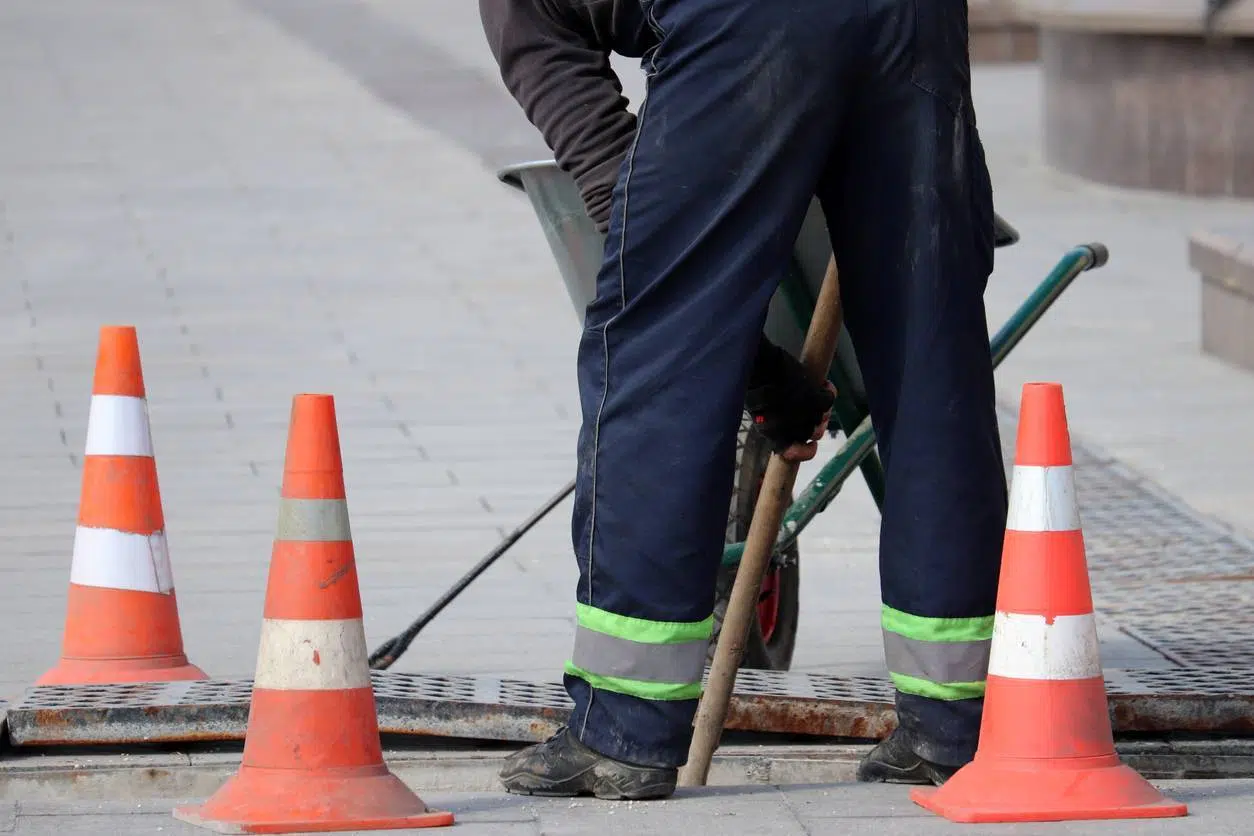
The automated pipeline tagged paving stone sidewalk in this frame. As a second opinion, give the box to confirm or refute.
[2,0,1252,711]
[3,780,1253,835]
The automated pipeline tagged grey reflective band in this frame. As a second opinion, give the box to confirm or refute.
[276,498,352,542]
[571,625,709,686]
[882,629,991,685]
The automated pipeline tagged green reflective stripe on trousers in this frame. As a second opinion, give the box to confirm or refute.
[881,605,994,643]
[576,603,713,644]
[882,605,992,702]
[890,672,986,701]
[568,604,712,702]
[564,662,704,701]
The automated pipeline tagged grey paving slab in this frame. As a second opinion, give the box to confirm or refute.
[3,782,1253,835]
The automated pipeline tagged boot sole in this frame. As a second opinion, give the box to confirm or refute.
[857,761,954,786]
[501,769,675,801]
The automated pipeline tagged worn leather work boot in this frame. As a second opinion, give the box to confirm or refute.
[499,727,678,800]
[856,728,962,786]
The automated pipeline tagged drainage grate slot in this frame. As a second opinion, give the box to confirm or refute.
[373,673,480,703]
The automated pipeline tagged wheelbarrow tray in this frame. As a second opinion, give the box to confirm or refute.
[498,159,872,408]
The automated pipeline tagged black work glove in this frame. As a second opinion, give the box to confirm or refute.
[744,339,837,455]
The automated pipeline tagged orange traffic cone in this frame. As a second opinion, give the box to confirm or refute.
[173,394,454,833]
[911,382,1187,823]
[38,326,206,686]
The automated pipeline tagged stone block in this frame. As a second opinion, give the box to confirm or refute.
[1192,229,1254,372]
[970,0,1040,63]
[1019,0,1254,197]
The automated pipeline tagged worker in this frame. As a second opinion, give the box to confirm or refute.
[479,0,1009,800]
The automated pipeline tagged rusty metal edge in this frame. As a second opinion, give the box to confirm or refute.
[6,704,248,748]
[7,690,1254,748]
[4,698,569,748]
[724,693,898,739]
[723,693,1254,740]
[374,696,569,744]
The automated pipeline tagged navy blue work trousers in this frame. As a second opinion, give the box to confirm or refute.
[564,0,1009,769]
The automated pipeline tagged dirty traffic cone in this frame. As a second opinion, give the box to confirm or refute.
[38,326,206,686]
[911,382,1187,823]
[173,394,454,833]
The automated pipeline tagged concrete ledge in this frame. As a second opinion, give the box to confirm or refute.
[1015,0,1254,198]
[1192,229,1254,372]
[1014,0,1254,36]
[0,744,868,802]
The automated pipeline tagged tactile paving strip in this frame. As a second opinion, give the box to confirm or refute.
[6,410,1254,747]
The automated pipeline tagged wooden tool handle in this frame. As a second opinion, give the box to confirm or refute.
[678,255,844,787]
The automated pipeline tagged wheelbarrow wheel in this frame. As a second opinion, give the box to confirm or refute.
[708,414,801,672]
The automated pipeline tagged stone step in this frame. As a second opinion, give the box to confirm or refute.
[1193,229,1254,375]
[971,0,1040,63]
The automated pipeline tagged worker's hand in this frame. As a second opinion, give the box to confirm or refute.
[779,381,836,463]
[747,368,837,463]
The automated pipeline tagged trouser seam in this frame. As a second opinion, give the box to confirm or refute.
[577,57,659,744]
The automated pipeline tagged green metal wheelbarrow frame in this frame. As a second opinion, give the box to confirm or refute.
[498,159,1109,571]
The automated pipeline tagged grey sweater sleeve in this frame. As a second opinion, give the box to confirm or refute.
[478,0,651,232]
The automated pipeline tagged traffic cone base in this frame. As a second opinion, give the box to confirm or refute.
[910,383,1187,824]
[38,585,206,685]
[175,395,453,832]
[36,655,206,686]
[172,767,456,833]
[911,758,1188,824]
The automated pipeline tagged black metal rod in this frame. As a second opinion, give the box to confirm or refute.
[368,478,577,670]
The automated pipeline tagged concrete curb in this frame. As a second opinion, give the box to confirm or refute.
[2,740,1252,802]
[1121,739,1254,781]
[1,744,868,802]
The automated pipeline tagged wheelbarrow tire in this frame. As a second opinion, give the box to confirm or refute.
[708,414,801,672]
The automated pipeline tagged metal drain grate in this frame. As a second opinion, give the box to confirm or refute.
[8,666,1254,747]
[497,679,571,708]
[730,670,897,703]
[994,408,1254,670]
[4,409,1253,748]
[1110,667,1254,695]
[19,679,254,711]
[375,673,480,703]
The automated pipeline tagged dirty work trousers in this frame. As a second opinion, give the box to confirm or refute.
[563,0,1009,769]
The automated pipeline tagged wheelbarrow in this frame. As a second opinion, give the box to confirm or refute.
[496,158,1108,674]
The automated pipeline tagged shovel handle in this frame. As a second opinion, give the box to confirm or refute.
[678,255,844,787]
